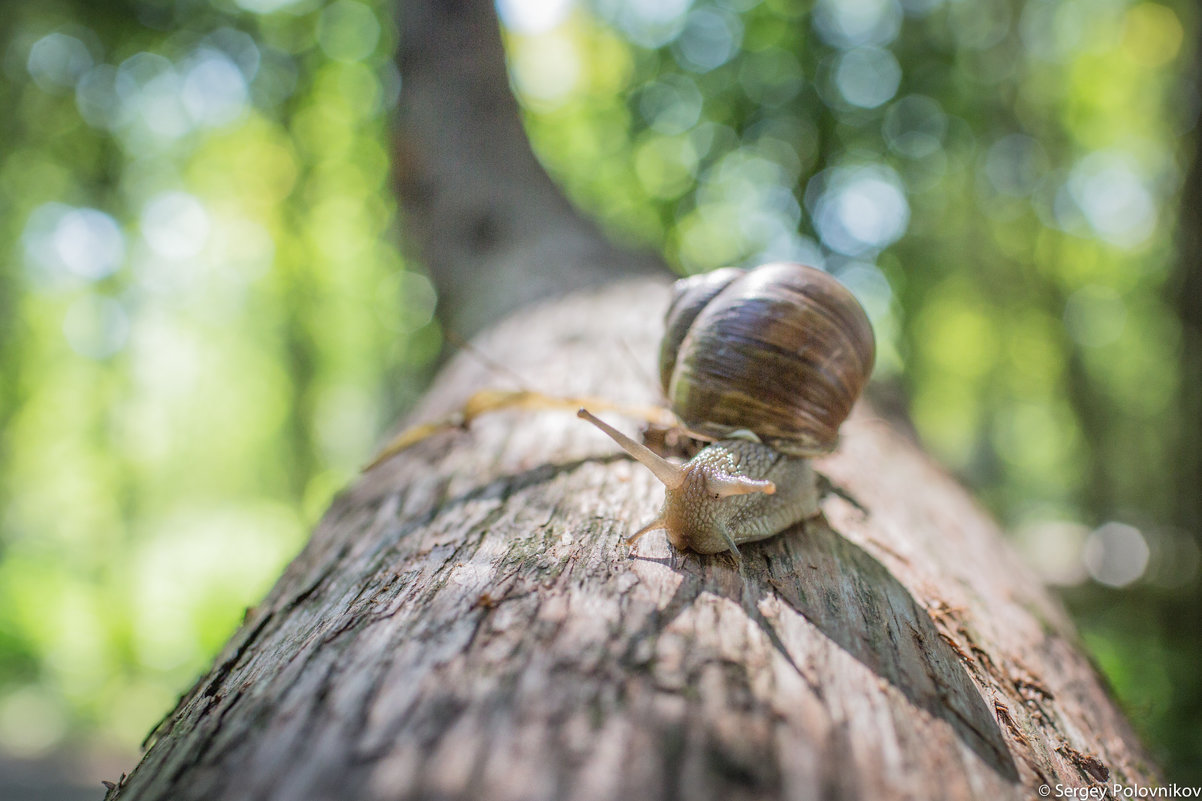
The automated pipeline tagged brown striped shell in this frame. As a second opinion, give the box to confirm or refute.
[659,263,875,456]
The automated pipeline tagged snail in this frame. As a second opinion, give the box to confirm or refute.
[365,262,874,557]
[577,262,875,557]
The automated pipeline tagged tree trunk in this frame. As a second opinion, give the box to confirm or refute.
[394,0,660,339]
[106,277,1155,801]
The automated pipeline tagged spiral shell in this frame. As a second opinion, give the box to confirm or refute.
[659,262,875,456]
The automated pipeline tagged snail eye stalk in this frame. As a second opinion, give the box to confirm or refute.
[577,408,685,491]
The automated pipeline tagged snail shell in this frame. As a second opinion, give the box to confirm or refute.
[659,262,875,456]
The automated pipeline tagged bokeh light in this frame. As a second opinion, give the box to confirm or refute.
[0,0,1199,791]
[503,0,1200,777]
[0,0,432,783]
[1083,522,1152,588]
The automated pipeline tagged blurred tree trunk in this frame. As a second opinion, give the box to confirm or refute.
[393,0,659,339]
[105,2,1158,799]
[1163,31,1202,769]
[1173,47,1202,556]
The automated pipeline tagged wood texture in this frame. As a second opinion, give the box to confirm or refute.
[108,279,1156,801]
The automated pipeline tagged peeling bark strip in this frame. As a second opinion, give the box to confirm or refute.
[109,281,1157,801]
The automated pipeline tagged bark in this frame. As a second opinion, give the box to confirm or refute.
[107,278,1156,801]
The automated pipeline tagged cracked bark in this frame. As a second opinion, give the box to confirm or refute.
[108,279,1157,801]
[106,1,1158,798]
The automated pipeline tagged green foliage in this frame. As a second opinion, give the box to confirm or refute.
[0,0,1199,786]
[0,0,436,757]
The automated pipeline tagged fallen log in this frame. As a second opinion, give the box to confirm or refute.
[108,278,1156,801]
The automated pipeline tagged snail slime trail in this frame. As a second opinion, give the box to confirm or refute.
[580,263,875,557]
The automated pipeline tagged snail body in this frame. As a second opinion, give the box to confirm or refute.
[651,437,820,554]
[579,262,874,557]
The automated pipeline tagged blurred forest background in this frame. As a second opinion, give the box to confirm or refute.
[1,0,1199,793]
